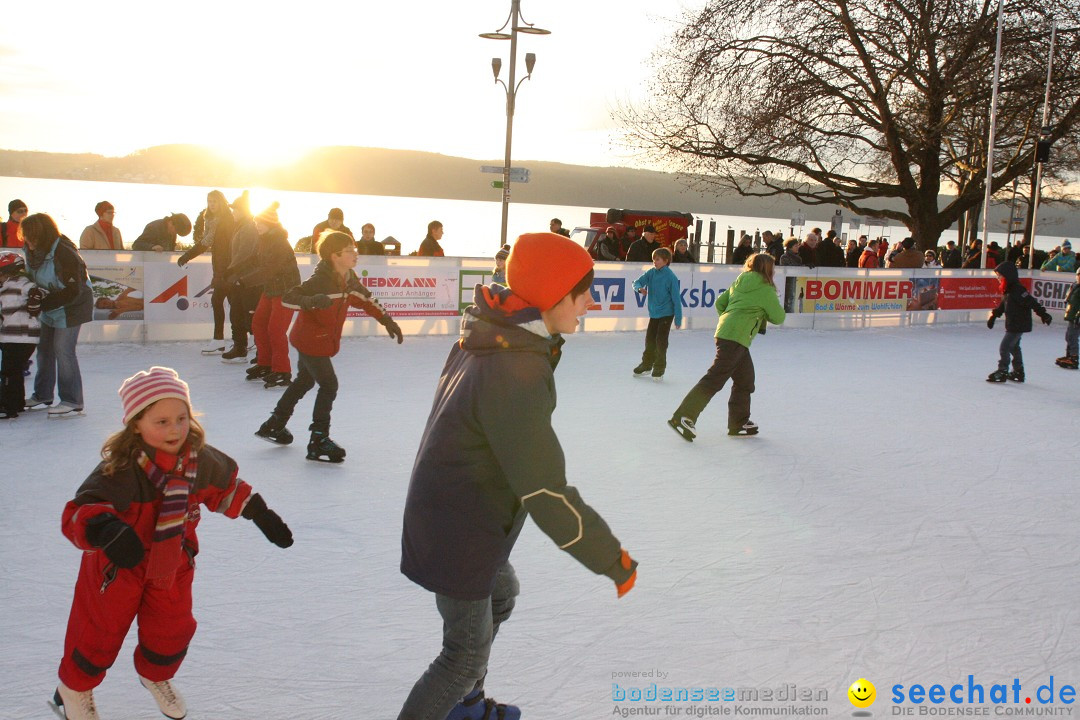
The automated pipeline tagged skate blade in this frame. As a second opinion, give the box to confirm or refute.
[651,376,664,382]
[666,418,694,442]
[48,695,65,720]
[306,454,345,463]
[47,411,85,419]
[254,432,293,446]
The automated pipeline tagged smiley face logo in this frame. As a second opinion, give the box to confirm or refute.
[848,678,876,708]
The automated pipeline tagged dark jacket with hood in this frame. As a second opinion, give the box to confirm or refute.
[400,284,627,600]
[177,208,237,276]
[991,262,1048,333]
[240,226,299,297]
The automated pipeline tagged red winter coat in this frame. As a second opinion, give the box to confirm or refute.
[282,260,389,357]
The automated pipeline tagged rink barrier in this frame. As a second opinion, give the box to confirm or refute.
[76,251,1072,343]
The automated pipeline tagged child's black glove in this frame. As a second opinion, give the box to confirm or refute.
[986,314,996,329]
[27,287,45,317]
[1040,312,1052,326]
[300,294,333,311]
[381,317,404,344]
[242,493,294,548]
[85,514,145,568]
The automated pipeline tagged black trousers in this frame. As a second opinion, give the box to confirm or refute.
[273,352,338,433]
[0,343,35,414]
[673,338,755,430]
[210,279,229,340]
[641,316,674,373]
[227,284,262,347]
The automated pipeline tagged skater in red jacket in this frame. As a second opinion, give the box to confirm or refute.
[52,366,293,720]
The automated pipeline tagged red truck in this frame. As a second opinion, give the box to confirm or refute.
[570,209,694,259]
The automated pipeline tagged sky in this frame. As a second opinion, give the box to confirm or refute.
[0,0,697,169]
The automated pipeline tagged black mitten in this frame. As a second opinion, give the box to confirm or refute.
[85,514,145,568]
[242,493,294,548]
[1040,312,1052,326]
[27,287,45,317]
[381,317,404,344]
[986,315,996,329]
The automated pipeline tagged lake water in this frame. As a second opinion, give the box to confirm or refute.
[0,175,1066,258]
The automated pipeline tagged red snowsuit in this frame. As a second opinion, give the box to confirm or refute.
[58,445,253,691]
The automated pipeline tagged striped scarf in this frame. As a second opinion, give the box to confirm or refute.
[134,445,197,585]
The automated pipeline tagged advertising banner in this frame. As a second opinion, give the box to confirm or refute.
[144,262,217,325]
[1029,275,1075,311]
[937,277,1001,310]
[356,265,460,317]
[784,276,913,313]
[87,262,144,321]
[585,264,744,319]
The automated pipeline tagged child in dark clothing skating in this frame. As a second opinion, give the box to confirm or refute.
[255,231,403,462]
[986,262,1051,383]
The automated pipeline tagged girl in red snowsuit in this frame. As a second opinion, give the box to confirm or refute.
[54,366,293,720]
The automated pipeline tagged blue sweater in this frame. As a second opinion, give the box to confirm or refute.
[633,265,682,326]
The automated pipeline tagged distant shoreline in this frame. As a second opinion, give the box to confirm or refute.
[1,145,1077,237]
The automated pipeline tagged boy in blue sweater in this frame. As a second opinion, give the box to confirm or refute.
[632,247,682,380]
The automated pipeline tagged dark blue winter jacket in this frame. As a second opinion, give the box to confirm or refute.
[400,284,627,600]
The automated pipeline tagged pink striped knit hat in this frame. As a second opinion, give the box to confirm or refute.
[119,366,192,425]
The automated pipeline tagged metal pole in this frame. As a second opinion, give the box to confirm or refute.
[1005,177,1018,249]
[1028,21,1056,270]
[980,0,1005,269]
[498,0,520,248]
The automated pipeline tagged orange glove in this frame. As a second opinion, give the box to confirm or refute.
[607,548,638,598]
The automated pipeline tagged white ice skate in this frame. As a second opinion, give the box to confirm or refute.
[50,682,99,720]
[201,340,226,355]
[47,403,84,419]
[140,676,187,719]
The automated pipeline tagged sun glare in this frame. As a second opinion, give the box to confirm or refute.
[211,139,313,173]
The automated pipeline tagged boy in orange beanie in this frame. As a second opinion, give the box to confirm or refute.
[397,233,638,720]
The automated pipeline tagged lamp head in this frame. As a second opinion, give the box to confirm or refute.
[525,52,536,75]
[491,57,502,80]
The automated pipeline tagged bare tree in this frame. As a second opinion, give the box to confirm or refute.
[621,0,1080,250]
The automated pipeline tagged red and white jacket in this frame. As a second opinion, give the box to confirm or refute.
[282,260,390,357]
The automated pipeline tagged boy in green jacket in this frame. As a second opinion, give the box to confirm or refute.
[669,253,785,441]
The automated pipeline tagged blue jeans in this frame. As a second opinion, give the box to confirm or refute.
[35,324,83,407]
[998,331,1023,372]
[397,563,519,720]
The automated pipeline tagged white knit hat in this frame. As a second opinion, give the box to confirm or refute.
[118,366,191,425]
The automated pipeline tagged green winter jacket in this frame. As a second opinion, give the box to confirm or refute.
[714,271,786,347]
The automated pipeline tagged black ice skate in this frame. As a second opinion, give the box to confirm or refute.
[633,362,652,377]
[667,415,696,442]
[986,370,1009,383]
[255,415,293,445]
[728,420,759,437]
[1008,369,1025,383]
[220,344,249,363]
[1055,355,1078,369]
[651,368,665,382]
[245,364,271,381]
[307,428,346,463]
[263,372,292,389]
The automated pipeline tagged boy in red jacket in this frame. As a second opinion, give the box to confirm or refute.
[255,231,403,462]
[397,233,637,720]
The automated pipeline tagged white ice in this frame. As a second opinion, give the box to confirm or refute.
[2,322,1078,719]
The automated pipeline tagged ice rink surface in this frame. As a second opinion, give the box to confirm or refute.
[2,322,1078,718]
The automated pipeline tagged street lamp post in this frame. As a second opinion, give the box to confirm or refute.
[480,0,550,248]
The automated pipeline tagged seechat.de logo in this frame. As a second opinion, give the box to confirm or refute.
[849,678,876,710]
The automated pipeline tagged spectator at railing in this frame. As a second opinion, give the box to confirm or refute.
[310,209,353,255]
[923,250,941,268]
[596,227,622,261]
[356,223,385,256]
[132,213,192,252]
[961,240,984,269]
[888,238,924,268]
[79,202,123,250]
[859,239,881,268]
[672,238,695,263]
[417,220,445,257]
[2,199,28,248]
[779,238,803,266]
[845,238,862,268]
[941,241,963,268]
[797,231,820,268]
[818,232,845,267]
[731,234,753,265]
[764,231,783,263]
[1041,240,1076,272]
